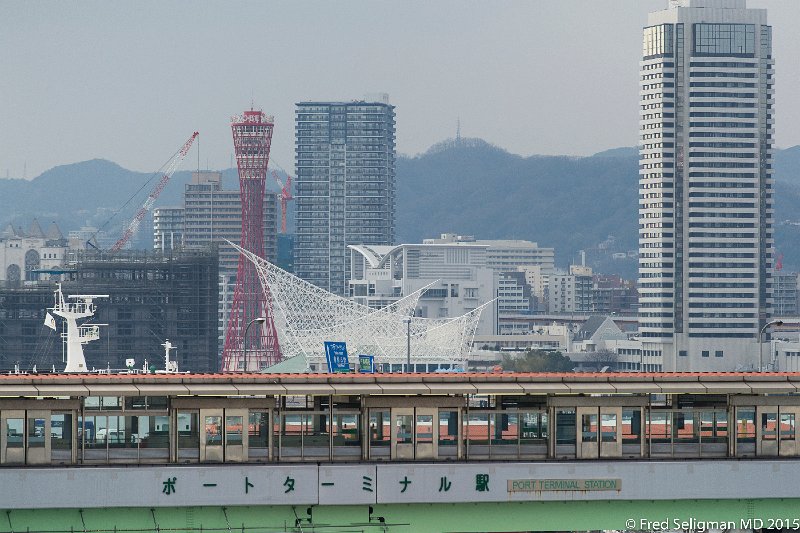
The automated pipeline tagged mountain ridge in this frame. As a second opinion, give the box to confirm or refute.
[3,142,800,275]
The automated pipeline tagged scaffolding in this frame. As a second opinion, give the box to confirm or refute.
[0,249,219,372]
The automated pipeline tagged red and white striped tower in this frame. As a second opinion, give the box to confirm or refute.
[221,109,281,371]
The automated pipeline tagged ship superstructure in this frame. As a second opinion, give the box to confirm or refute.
[46,284,108,372]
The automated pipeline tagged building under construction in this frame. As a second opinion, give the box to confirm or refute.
[0,249,218,372]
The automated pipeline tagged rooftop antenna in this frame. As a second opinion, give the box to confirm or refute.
[456,118,461,144]
[23,161,27,180]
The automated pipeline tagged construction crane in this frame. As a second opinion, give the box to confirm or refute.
[110,132,199,251]
[272,169,294,234]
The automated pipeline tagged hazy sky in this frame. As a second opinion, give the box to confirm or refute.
[2,1,799,179]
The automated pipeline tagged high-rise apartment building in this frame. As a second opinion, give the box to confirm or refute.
[152,207,184,252]
[182,171,278,274]
[550,266,593,314]
[638,0,774,370]
[294,99,396,295]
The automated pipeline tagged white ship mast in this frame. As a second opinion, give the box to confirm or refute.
[47,284,108,372]
[161,340,179,373]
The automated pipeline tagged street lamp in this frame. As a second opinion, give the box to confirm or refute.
[759,319,784,372]
[243,317,267,372]
[405,317,412,373]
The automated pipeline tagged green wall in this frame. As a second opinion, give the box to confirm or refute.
[4,499,797,532]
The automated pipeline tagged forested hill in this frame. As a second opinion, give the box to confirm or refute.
[396,139,639,273]
[3,140,800,275]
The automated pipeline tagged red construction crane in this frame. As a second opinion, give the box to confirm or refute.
[272,170,294,234]
[111,132,199,251]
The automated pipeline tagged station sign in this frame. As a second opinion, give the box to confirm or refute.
[324,341,350,373]
[508,479,622,492]
[358,355,375,373]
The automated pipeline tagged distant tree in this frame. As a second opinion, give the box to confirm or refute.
[501,349,574,373]
[584,349,618,372]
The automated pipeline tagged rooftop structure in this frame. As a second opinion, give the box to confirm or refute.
[348,242,497,335]
[236,244,487,371]
[425,234,555,276]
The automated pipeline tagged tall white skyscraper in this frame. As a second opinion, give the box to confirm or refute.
[638,0,774,371]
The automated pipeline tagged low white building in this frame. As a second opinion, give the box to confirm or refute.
[424,234,554,273]
[473,323,571,353]
[348,242,496,335]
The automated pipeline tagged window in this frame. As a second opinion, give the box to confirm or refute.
[248,411,269,449]
[28,418,45,448]
[643,24,675,59]
[674,412,699,443]
[601,414,617,443]
[226,416,243,446]
[85,397,122,410]
[6,418,24,448]
[694,23,756,56]
[494,413,518,446]
[702,351,710,358]
[395,414,413,444]
[205,416,222,446]
[415,414,433,444]
[648,412,671,443]
[556,409,576,445]
[333,413,360,448]
[622,409,642,444]
[715,350,724,358]
[520,411,547,442]
[51,413,73,461]
[761,412,777,441]
[369,410,390,448]
[438,411,458,446]
[581,414,598,443]
[679,350,688,357]
[736,409,755,443]
[781,413,795,441]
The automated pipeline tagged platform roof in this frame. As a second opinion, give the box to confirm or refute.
[1,372,800,397]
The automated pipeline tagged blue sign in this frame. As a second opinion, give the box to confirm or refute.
[358,355,375,373]
[324,341,350,373]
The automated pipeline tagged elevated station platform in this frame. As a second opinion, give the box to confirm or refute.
[2,371,800,531]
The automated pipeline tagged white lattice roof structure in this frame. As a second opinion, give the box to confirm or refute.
[233,243,489,364]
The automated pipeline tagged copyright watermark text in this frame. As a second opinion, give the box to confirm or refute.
[625,518,800,531]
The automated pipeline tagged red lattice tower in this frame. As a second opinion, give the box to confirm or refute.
[221,110,282,371]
